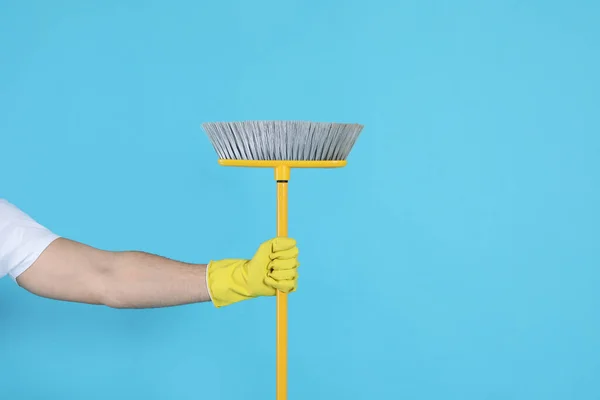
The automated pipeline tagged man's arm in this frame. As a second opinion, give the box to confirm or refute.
[17,238,210,308]
[16,236,299,309]
[2,199,299,308]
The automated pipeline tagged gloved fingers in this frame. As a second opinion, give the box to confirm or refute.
[269,268,297,281]
[271,237,297,252]
[269,258,299,271]
[264,276,296,293]
[270,246,298,260]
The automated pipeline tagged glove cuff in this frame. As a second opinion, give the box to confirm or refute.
[207,258,251,308]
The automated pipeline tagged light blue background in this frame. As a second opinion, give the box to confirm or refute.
[1,0,599,399]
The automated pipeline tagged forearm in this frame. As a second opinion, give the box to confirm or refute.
[106,251,210,308]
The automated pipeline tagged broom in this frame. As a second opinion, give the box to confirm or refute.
[202,120,364,400]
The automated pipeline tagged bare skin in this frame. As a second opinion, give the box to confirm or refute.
[17,238,211,308]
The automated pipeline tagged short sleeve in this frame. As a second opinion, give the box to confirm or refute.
[0,199,60,280]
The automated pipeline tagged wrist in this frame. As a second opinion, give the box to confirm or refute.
[206,259,251,307]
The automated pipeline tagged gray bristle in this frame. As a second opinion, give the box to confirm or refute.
[201,121,363,161]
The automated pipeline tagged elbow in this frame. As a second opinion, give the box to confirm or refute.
[101,288,134,310]
[101,292,128,309]
[104,300,129,309]
[95,252,133,309]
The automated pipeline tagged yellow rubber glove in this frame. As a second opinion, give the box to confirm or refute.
[206,237,299,308]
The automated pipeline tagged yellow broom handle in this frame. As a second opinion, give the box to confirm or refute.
[275,165,290,400]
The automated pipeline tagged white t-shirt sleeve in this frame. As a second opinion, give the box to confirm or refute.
[0,199,60,280]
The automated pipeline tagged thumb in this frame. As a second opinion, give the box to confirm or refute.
[252,239,275,264]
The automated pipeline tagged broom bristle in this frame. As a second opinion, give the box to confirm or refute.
[202,121,363,161]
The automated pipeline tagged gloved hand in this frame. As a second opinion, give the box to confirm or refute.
[206,237,299,307]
